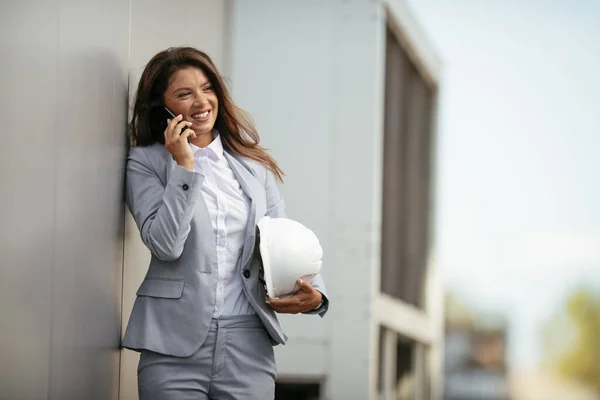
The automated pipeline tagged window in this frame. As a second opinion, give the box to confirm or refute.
[380,27,434,307]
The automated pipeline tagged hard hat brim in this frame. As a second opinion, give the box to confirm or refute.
[257,216,276,298]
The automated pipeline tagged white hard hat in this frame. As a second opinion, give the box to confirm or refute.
[257,216,323,298]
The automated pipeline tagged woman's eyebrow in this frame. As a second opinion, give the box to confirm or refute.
[172,82,211,93]
[173,86,192,94]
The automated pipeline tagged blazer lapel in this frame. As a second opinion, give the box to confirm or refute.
[224,152,266,268]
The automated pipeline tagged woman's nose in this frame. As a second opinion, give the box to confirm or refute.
[193,91,208,106]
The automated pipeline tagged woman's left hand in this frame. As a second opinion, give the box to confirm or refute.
[266,279,322,314]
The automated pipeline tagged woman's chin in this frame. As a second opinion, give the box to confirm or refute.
[191,123,215,136]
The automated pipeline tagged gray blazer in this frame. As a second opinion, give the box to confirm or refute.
[122,143,329,357]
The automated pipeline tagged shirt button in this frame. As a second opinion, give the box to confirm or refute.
[243,270,251,279]
[182,184,189,191]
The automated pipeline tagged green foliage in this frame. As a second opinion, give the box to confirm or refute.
[543,288,600,393]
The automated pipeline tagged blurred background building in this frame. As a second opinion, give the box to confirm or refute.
[444,293,510,400]
[405,1,600,399]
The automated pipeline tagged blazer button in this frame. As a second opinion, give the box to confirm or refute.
[182,184,189,191]
[243,270,251,279]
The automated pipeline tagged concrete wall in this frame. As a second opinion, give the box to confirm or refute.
[0,0,129,399]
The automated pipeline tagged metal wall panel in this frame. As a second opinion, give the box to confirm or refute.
[0,0,130,399]
[0,2,59,398]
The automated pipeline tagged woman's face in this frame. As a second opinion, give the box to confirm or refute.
[163,66,219,137]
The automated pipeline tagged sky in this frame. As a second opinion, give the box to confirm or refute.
[405,0,600,370]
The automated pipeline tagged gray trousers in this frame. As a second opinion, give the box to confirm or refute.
[137,315,277,400]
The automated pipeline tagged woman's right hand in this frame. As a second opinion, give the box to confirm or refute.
[164,114,197,170]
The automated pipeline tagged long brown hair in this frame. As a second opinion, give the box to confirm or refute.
[129,46,283,182]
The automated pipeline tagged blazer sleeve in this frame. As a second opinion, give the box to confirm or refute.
[125,147,204,261]
[264,169,330,317]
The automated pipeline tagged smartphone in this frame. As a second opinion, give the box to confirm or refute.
[164,107,188,135]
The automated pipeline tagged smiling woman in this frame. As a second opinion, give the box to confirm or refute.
[129,47,283,181]
[124,46,329,400]
[166,66,219,142]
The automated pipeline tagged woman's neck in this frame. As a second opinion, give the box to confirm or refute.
[189,131,214,148]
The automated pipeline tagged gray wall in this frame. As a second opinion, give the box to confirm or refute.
[0,1,227,398]
[0,1,129,399]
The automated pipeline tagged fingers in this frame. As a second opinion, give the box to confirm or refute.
[267,292,311,315]
[267,295,302,308]
[296,279,317,295]
[266,279,321,314]
[181,128,197,140]
[270,306,300,314]
[165,115,192,141]
[172,121,192,138]
[163,119,170,143]
[267,280,314,306]
[296,279,309,291]
[162,114,195,165]
[164,117,178,142]
[166,114,183,137]
[267,301,302,314]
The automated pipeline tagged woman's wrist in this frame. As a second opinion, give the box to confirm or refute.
[313,292,324,310]
[175,156,194,171]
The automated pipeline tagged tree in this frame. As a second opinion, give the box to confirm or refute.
[543,288,600,393]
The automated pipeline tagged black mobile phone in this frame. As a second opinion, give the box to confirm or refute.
[164,107,188,135]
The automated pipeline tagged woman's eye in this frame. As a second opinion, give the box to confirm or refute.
[203,86,213,92]
[178,92,191,98]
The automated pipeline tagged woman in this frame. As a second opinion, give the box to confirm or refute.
[124,47,329,400]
